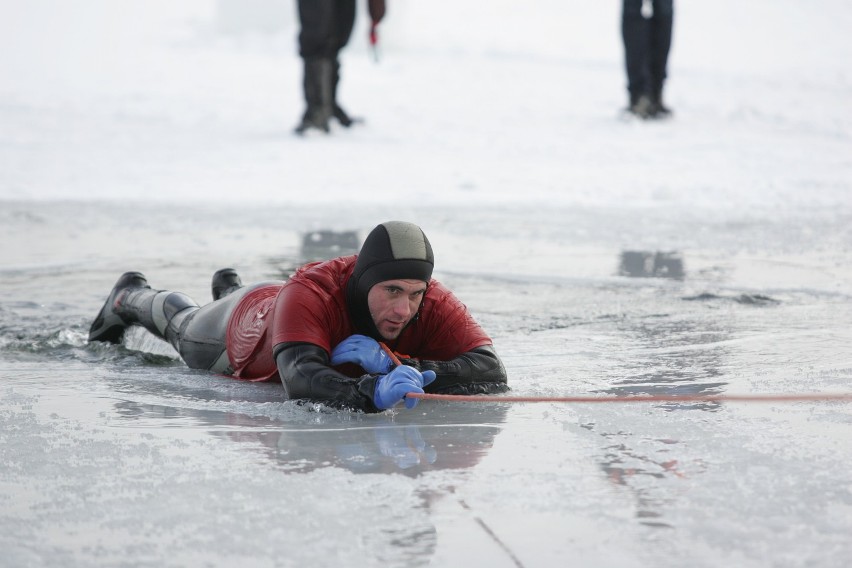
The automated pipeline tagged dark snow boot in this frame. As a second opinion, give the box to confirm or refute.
[652,90,672,117]
[211,268,243,300]
[295,57,333,135]
[627,93,656,119]
[331,59,361,128]
[333,103,354,127]
[88,272,199,349]
[88,272,152,343]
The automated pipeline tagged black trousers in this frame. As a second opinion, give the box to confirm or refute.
[298,0,356,60]
[622,0,674,101]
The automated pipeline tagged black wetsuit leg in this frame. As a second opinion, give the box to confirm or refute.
[175,282,275,373]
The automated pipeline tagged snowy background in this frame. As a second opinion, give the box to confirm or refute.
[1,1,852,567]
[2,0,850,208]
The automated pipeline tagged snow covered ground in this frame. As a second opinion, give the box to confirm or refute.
[1,1,851,567]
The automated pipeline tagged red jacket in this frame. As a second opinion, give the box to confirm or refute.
[225,256,492,381]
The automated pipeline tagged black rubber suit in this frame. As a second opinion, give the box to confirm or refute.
[88,223,508,413]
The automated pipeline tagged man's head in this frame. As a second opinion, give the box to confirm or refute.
[346,221,434,341]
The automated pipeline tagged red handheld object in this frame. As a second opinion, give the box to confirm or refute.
[369,22,379,62]
[378,342,402,366]
[369,22,378,46]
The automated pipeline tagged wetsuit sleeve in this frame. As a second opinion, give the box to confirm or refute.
[399,345,509,395]
[274,342,381,412]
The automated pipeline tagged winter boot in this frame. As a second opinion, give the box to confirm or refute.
[295,57,334,135]
[211,268,243,301]
[331,59,360,127]
[652,90,672,117]
[88,272,152,343]
[333,105,353,127]
[88,272,199,350]
[627,93,656,119]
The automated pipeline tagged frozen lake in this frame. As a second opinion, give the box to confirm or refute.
[2,200,851,567]
[2,0,852,566]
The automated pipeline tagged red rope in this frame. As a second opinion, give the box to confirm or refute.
[406,392,852,404]
[378,344,852,404]
[380,342,404,366]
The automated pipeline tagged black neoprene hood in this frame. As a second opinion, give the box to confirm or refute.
[346,221,435,339]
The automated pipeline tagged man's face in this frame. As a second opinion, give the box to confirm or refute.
[367,279,427,341]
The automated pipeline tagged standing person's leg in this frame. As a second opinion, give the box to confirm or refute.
[649,0,674,115]
[330,0,358,126]
[296,0,336,134]
[622,0,654,117]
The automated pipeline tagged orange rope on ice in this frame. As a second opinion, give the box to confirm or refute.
[378,343,852,404]
[405,392,852,404]
[379,342,404,366]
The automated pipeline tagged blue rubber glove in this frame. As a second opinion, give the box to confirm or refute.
[331,334,393,374]
[373,366,437,410]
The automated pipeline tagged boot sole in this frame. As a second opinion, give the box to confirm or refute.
[88,271,149,344]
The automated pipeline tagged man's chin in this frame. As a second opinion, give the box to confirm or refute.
[379,326,403,341]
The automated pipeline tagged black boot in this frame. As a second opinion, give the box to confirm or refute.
[295,57,333,135]
[211,268,243,300]
[331,59,360,127]
[333,105,353,127]
[88,272,152,343]
[652,90,672,117]
[627,93,656,119]
[88,272,199,348]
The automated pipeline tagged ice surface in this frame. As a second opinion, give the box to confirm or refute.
[1,1,852,567]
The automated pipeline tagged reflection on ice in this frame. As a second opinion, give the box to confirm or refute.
[109,399,509,477]
[620,250,685,280]
[272,420,503,476]
[266,229,361,280]
[300,229,360,262]
[602,297,729,411]
[594,432,706,530]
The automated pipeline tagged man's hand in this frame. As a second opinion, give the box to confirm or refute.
[331,334,394,374]
[373,366,437,410]
[368,0,386,23]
